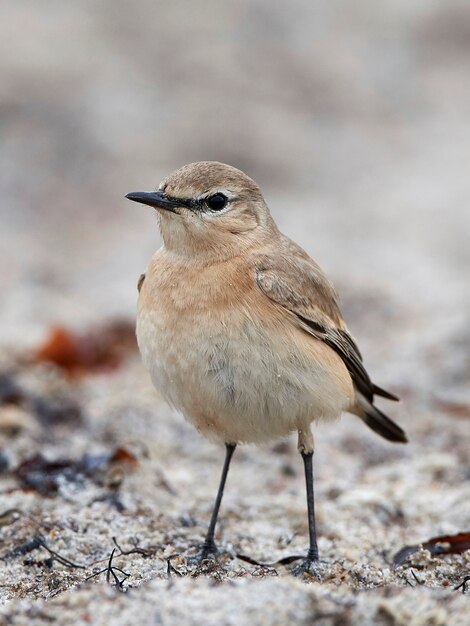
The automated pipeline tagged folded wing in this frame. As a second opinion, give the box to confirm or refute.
[253,236,407,443]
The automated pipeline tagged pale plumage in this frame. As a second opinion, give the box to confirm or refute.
[137,247,353,446]
[127,161,407,574]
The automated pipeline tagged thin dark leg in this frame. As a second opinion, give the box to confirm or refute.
[292,451,319,575]
[302,451,319,561]
[198,443,236,560]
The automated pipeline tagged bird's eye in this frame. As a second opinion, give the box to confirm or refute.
[206,193,228,211]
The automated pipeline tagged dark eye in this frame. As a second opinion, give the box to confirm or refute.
[206,193,228,211]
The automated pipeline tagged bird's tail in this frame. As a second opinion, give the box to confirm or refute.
[354,392,408,443]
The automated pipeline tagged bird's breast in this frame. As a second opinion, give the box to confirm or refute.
[136,254,262,409]
[136,252,352,443]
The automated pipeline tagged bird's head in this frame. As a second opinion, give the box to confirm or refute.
[126,161,277,262]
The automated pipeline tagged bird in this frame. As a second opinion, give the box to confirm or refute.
[126,161,407,575]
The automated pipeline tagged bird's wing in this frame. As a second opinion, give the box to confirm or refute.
[137,273,146,293]
[253,237,397,404]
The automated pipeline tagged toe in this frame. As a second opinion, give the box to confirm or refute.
[291,558,323,578]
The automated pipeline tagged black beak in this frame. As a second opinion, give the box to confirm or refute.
[125,191,181,213]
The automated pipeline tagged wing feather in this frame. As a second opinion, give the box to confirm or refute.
[253,236,396,404]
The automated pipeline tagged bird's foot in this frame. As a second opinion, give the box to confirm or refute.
[187,540,218,566]
[291,552,327,578]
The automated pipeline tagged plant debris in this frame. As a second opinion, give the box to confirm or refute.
[0,372,82,429]
[85,548,130,591]
[112,536,158,558]
[14,455,85,495]
[2,534,86,568]
[33,320,137,376]
[403,569,425,587]
[13,447,138,496]
[393,532,470,566]
[454,575,470,593]
[236,553,304,567]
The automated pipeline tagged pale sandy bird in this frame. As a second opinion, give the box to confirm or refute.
[126,161,407,575]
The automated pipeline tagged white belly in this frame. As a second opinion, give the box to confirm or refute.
[136,301,351,445]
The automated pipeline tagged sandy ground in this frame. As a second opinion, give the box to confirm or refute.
[1,1,470,624]
[0,345,469,625]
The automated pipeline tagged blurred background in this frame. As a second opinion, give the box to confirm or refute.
[2,0,470,368]
[0,2,469,615]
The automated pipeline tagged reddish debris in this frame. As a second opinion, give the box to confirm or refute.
[34,320,137,376]
[394,532,470,566]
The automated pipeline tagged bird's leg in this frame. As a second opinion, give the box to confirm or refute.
[196,442,236,562]
[292,428,320,576]
[300,450,319,561]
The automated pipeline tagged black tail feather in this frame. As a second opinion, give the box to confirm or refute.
[361,403,408,443]
[373,384,399,402]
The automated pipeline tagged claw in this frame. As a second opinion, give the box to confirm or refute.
[292,558,319,577]
[187,541,218,566]
[291,557,329,578]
